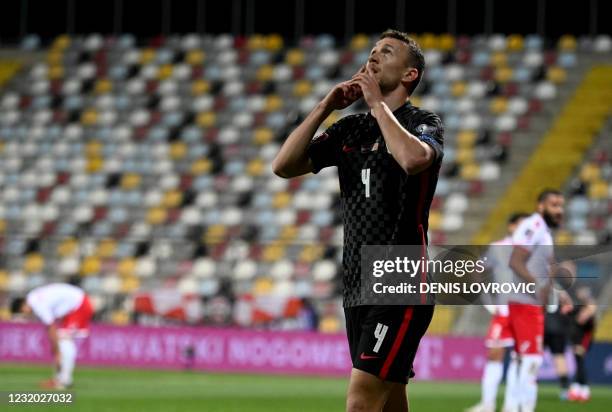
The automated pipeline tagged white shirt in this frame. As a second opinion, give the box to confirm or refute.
[26,283,84,325]
[510,213,554,304]
[483,236,514,315]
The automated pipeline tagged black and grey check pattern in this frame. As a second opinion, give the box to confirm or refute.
[308,102,444,307]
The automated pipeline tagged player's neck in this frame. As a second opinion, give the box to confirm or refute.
[376,87,410,113]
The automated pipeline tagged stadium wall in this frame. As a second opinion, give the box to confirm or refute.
[2,322,611,383]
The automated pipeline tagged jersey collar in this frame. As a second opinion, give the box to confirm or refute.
[366,100,411,120]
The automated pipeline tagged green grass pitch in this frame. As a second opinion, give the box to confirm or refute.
[1,364,611,411]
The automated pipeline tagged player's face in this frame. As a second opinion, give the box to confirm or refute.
[367,38,414,93]
[507,217,525,235]
[539,194,565,228]
[22,303,32,316]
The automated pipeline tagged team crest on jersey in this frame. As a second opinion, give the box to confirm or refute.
[524,229,534,238]
[416,124,433,135]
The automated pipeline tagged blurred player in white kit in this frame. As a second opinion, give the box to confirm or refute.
[466,212,528,412]
[503,189,566,412]
[11,282,93,389]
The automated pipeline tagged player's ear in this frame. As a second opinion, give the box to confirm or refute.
[402,67,418,84]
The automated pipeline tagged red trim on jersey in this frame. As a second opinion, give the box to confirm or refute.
[379,306,414,380]
[419,224,427,304]
[581,330,593,350]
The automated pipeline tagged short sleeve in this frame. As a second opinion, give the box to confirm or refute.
[411,114,444,162]
[307,117,348,174]
[512,218,542,252]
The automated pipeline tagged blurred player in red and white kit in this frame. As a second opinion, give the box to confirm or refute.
[503,189,565,412]
[466,212,529,412]
[11,283,93,389]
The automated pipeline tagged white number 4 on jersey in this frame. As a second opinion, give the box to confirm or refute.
[361,168,371,198]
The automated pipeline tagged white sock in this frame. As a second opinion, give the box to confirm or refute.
[518,354,542,412]
[481,361,504,408]
[56,339,77,386]
[581,385,590,398]
[503,355,519,412]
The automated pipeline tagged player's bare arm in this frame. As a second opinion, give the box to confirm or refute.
[47,324,61,368]
[351,68,435,175]
[271,79,361,178]
[511,246,554,304]
[509,246,537,284]
[576,300,597,325]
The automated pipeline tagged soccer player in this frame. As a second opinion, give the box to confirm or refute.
[11,282,94,389]
[272,29,443,411]
[466,212,528,412]
[502,189,565,412]
[567,286,597,402]
[543,301,572,399]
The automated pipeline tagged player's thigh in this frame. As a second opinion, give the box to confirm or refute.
[346,368,395,412]
[487,346,505,361]
[382,384,408,412]
[345,306,366,364]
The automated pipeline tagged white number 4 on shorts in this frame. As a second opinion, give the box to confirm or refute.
[373,323,389,353]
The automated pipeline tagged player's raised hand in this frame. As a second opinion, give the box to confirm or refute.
[349,66,383,111]
[321,80,362,111]
[558,290,574,315]
[320,66,367,111]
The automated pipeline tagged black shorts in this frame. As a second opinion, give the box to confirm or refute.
[571,327,594,352]
[344,305,434,384]
[544,332,567,354]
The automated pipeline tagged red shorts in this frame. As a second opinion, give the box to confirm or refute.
[485,314,514,348]
[59,295,93,337]
[508,303,544,355]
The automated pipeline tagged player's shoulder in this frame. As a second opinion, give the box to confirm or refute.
[336,113,367,125]
[400,103,444,139]
[324,113,367,136]
[521,213,547,232]
[514,213,551,244]
[403,103,443,125]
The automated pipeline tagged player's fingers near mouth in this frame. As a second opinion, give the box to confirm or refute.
[349,76,366,87]
[353,65,366,76]
[352,78,370,91]
[339,83,352,95]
